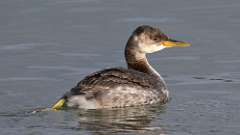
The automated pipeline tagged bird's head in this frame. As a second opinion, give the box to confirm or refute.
[128,25,191,54]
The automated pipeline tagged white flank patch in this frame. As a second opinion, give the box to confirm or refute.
[67,95,99,109]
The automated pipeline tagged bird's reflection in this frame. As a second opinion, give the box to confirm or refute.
[75,104,168,134]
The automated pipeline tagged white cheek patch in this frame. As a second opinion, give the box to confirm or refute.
[139,43,166,53]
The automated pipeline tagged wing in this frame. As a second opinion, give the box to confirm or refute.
[70,67,165,96]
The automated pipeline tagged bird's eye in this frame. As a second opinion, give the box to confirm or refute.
[153,37,158,41]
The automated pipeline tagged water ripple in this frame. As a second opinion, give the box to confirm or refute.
[59,52,101,57]
[0,43,58,51]
[169,72,240,85]
[27,65,81,72]
[0,77,59,82]
[119,17,183,23]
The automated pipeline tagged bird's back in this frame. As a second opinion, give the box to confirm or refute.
[66,67,168,109]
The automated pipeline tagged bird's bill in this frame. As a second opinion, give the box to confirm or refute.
[161,39,191,48]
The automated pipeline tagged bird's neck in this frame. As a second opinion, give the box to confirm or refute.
[125,42,160,78]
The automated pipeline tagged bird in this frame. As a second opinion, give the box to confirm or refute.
[51,25,190,110]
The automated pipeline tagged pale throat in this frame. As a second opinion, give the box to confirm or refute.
[125,49,161,78]
[125,35,166,78]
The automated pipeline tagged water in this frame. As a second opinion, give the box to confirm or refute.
[0,0,240,134]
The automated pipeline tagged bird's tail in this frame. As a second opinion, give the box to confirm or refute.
[51,98,65,110]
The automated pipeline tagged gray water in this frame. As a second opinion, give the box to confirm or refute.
[0,0,240,135]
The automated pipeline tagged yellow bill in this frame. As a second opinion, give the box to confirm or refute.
[52,98,65,110]
[161,39,191,48]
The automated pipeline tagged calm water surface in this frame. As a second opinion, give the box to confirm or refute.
[0,0,240,135]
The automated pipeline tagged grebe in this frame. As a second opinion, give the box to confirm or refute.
[52,25,190,109]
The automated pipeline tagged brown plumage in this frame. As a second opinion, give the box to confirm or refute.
[52,25,190,109]
[65,67,168,108]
